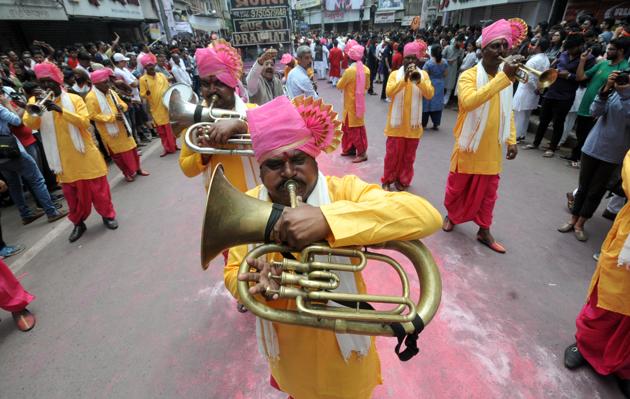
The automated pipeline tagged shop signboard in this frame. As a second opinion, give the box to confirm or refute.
[62,0,144,19]
[230,0,290,46]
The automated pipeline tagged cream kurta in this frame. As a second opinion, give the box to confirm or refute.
[449,65,517,175]
[384,69,434,139]
[178,103,258,192]
[85,89,137,154]
[23,93,107,184]
[336,63,371,127]
[225,175,442,399]
[587,150,630,316]
[139,73,170,126]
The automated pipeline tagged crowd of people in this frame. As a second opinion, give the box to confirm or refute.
[0,12,629,398]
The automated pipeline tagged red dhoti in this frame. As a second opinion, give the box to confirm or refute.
[576,288,630,379]
[381,137,419,187]
[156,124,177,154]
[444,172,499,229]
[110,148,140,178]
[341,117,368,156]
[0,260,34,312]
[61,176,116,225]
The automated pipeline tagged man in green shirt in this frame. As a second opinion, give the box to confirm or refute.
[569,38,629,162]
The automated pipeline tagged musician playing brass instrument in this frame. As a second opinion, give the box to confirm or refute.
[85,69,149,182]
[224,96,442,399]
[179,39,260,193]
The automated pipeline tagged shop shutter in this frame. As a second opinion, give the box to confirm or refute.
[490,3,522,22]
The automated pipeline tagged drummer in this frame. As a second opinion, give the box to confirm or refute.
[179,39,259,193]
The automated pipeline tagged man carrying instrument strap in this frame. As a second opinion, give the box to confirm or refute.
[224,95,442,399]
[381,40,434,192]
[139,53,177,157]
[85,69,149,183]
[179,39,260,193]
[23,62,118,243]
[441,18,526,254]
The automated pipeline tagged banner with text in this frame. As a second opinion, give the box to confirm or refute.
[230,0,290,46]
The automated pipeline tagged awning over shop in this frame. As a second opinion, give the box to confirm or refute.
[189,15,223,32]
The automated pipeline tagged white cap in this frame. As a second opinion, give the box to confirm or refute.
[112,53,130,62]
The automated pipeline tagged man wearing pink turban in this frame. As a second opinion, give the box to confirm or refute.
[381,40,434,192]
[85,68,149,182]
[222,95,441,399]
[139,53,177,156]
[25,62,118,243]
[179,39,262,199]
[442,18,526,253]
[337,43,370,162]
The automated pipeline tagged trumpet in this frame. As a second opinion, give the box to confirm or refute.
[168,90,251,155]
[500,56,558,89]
[26,90,54,116]
[200,164,442,338]
[407,63,421,83]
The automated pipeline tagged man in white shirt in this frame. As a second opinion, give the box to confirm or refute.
[112,53,150,144]
[169,51,192,86]
[512,38,550,142]
[286,46,318,99]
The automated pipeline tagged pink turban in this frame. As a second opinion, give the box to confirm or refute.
[403,40,427,59]
[33,62,63,85]
[140,53,157,67]
[348,45,366,118]
[90,68,113,84]
[320,38,327,45]
[344,39,358,55]
[195,39,243,89]
[481,18,528,49]
[246,95,342,163]
[280,53,294,65]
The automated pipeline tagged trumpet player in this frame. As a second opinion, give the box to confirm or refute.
[381,41,434,191]
[336,42,370,163]
[23,62,118,243]
[442,18,525,253]
[85,69,149,182]
[225,95,442,399]
[139,53,177,157]
[179,40,259,193]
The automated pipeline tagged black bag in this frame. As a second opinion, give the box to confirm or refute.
[0,134,21,159]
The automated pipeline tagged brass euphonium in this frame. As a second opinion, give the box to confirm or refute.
[200,164,442,337]
[500,56,559,89]
[26,90,54,116]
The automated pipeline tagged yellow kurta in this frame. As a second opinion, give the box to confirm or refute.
[85,89,137,154]
[449,65,517,175]
[336,63,371,127]
[139,73,170,126]
[178,103,258,193]
[587,150,630,316]
[23,94,107,184]
[384,69,434,139]
[224,175,442,399]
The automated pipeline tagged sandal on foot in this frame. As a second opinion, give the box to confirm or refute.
[12,309,36,332]
[574,229,588,242]
[558,223,575,233]
[476,235,506,253]
[442,216,455,232]
[543,150,555,158]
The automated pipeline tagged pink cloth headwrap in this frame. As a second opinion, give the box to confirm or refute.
[344,39,358,55]
[140,53,157,67]
[403,41,427,58]
[280,53,294,65]
[320,38,327,45]
[195,39,243,89]
[247,96,342,163]
[481,18,528,49]
[348,45,366,119]
[90,68,113,84]
[33,62,63,85]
